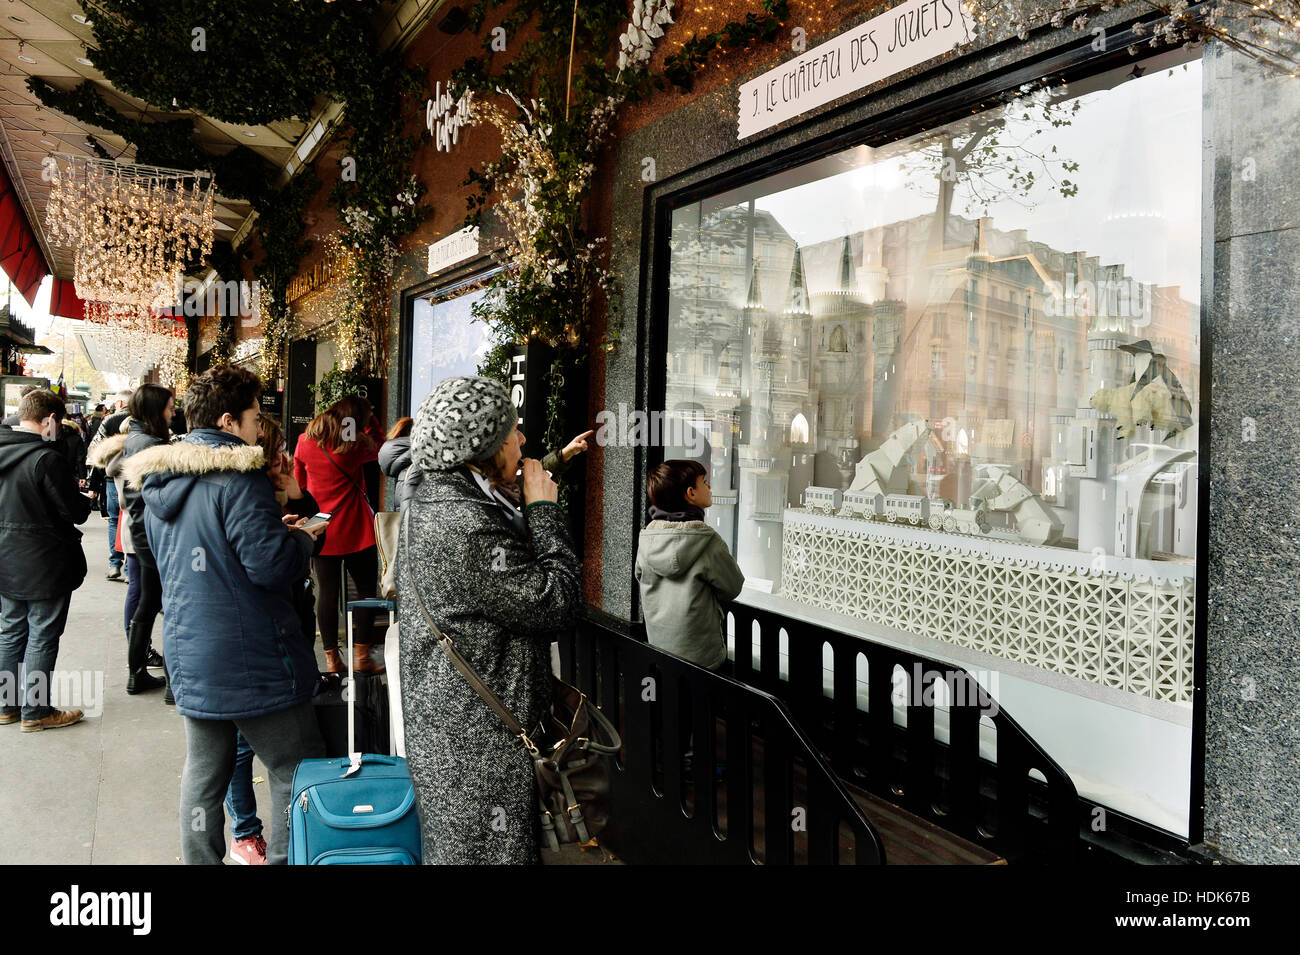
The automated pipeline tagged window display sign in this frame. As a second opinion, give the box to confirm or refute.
[737,0,974,139]
[427,226,480,275]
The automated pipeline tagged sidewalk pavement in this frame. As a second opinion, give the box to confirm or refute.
[0,526,274,864]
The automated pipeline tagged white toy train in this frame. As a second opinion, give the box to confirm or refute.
[800,486,991,535]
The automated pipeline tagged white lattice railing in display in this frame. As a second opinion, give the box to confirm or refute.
[779,509,1195,703]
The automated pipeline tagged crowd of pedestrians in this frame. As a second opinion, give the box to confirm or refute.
[0,367,742,865]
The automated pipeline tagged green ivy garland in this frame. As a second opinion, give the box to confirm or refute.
[326,56,429,378]
[308,364,369,414]
[452,0,641,423]
[81,0,384,125]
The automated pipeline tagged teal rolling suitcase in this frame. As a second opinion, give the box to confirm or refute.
[288,598,420,864]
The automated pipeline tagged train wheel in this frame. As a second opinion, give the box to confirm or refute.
[943,517,956,533]
[929,516,944,530]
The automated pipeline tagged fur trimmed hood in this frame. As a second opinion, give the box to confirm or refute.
[124,439,265,490]
[87,432,127,470]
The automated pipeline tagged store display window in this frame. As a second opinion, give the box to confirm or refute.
[658,50,1203,834]
[407,285,492,417]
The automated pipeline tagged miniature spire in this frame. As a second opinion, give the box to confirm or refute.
[744,257,764,310]
[783,246,810,315]
[838,235,856,292]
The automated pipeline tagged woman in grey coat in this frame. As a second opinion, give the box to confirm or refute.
[378,417,418,511]
[398,375,580,865]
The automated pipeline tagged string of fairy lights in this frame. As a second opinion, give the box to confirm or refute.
[44,153,216,387]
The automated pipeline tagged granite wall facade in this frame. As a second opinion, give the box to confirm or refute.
[1202,45,1300,865]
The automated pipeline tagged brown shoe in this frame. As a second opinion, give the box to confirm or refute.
[21,709,85,733]
[0,712,19,726]
[323,648,345,674]
[353,644,385,675]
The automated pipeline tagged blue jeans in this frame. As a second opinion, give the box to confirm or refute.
[105,481,123,569]
[0,593,73,721]
[124,555,141,634]
[225,731,262,840]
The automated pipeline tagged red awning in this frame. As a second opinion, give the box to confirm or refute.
[49,278,86,320]
[0,157,50,306]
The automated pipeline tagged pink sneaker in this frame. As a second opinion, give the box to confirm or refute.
[230,834,268,866]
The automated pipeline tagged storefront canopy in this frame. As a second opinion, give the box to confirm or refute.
[0,159,50,307]
[48,278,86,321]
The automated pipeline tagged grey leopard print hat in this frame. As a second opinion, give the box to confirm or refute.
[411,375,517,472]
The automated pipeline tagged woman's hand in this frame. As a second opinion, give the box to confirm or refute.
[561,429,595,462]
[520,458,558,504]
[274,457,304,500]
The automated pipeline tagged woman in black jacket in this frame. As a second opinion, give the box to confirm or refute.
[119,384,173,694]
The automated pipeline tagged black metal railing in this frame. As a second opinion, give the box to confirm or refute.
[723,600,1079,863]
[559,608,886,865]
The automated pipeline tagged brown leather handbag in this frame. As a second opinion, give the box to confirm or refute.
[402,514,622,851]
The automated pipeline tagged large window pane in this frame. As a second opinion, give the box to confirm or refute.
[408,287,491,416]
[662,53,1202,833]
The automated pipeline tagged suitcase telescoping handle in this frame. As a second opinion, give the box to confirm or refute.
[344,597,396,776]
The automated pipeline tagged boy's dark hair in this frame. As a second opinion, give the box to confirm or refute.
[185,365,262,431]
[18,389,66,425]
[129,383,174,440]
[647,459,707,512]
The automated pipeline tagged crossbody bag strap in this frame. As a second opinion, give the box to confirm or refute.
[321,444,376,517]
[400,508,537,752]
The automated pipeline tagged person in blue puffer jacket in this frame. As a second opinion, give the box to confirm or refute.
[123,365,327,865]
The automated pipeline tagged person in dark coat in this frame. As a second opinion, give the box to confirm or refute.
[123,365,325,865]
[89,390,133,581]
[117,384,175,695]
[0,389,96,732]
[398,375,581,865]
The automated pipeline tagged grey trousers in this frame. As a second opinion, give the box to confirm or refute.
[180,703,324,865]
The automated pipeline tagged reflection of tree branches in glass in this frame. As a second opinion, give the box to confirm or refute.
[902,82,1082,247]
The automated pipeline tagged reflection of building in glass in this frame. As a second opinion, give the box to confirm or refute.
[666,203,1200,573]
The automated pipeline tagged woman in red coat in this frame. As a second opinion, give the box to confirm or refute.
[293,395,383,674]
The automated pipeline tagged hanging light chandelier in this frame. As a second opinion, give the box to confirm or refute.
[44,153,214,386]
[45,152,216,309]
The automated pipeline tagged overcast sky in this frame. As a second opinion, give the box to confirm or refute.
[755,58,1203,303]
